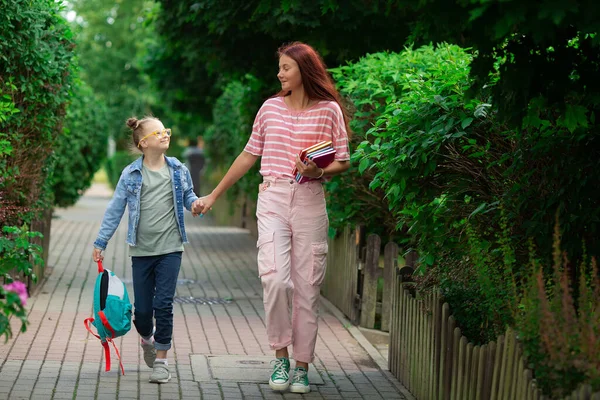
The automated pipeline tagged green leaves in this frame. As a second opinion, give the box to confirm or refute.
[0,225,43,341]
[1,0,77,226]
[558,104,589,133]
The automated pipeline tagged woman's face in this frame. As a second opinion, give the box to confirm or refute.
[277,54,302,93]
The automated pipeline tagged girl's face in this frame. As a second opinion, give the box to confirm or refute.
[278,55,302,93]
[138,119,170,152]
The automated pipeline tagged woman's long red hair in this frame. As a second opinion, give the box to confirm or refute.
[276,42,351,134]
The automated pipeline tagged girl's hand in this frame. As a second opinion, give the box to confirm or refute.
[192,194,215,216]
[295,155,323,178]
[92,248,104,262]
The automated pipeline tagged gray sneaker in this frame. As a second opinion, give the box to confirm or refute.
[141,339,156,368]
[149,361,171,383]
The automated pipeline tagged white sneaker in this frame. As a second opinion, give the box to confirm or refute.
[149,361,170,383]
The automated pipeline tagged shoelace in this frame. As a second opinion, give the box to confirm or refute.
[271,359,289,381]
[293,368,307,384]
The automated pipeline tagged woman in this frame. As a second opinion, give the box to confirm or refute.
[194,42,350,393]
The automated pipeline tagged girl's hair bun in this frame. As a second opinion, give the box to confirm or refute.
[126,117,140,130]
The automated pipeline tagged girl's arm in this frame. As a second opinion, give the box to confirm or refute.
[182,165,199,211]
[93,171,128,250]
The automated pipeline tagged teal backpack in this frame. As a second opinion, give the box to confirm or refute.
[84,261,132,375]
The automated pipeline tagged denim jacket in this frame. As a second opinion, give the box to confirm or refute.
[93,156,198,251]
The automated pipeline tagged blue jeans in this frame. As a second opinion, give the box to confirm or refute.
[131,252,182,351]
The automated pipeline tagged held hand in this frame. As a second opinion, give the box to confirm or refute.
[192,194,215,217]
[295,155,323,178]
[92,248,104,263]
[191,199,203,217]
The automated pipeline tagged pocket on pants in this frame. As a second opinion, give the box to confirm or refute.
[257,232,276,277]
[310,242,328,286]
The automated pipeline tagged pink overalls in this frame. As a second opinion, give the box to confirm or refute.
[244,96,350,363]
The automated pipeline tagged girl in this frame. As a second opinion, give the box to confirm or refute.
[194,42,351,393]
[92,117,200,383]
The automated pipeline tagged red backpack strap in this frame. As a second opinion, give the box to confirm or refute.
[83,318,100,339]
[101,341,111,372]
[97,260,104,273]
[97,310,116,338]
[107,338,125,375]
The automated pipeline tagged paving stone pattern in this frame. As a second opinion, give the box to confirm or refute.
[0,186,410,399]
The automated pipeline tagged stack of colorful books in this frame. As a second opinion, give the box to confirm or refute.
[292,141,336,183]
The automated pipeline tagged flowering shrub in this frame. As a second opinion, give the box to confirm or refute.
[0,226,42,341]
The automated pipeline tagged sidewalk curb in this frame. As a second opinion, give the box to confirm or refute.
[320,296,417,400]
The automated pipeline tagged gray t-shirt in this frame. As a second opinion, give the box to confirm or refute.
[129,164,184,257]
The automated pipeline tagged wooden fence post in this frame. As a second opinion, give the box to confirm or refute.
[360,234,381,328]
[382,242,398,332]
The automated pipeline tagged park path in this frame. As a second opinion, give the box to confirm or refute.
[0,184,412,400]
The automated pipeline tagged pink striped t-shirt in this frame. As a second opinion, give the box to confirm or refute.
[244,96,350,179]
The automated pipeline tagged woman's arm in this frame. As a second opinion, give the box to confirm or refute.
[321,160,350,177]
[194,151,259,215]
[294,157,350,179]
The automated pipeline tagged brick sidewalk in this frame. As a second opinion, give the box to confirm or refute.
[0,185,412,400]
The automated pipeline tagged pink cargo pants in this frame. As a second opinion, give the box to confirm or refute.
[255,176,329,363]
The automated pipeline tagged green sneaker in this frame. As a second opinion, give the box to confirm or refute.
[290,367,310,394]
[269,357,290,391]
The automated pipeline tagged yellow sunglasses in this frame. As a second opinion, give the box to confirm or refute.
[137,128,172,148]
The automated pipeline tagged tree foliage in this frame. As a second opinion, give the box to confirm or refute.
[71,0,159,147]
[406,0,600,125]
[149,0,414,122]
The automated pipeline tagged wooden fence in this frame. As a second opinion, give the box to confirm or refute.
[322,225,360,323]
[321,229,600,400]
[322,230,416,330]
[389,279,600,400]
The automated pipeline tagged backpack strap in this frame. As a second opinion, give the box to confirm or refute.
[107,338,125,375]
[97,260,104,273]
[101,340,111,372]
[97,310,116,338]
[83,318,100,339]
[84,318,117,373]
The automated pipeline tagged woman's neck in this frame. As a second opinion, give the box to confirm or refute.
[286,87,314,110]
[142,151,166,171]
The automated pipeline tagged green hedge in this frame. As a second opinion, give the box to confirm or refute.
[50,80,110,207]
[0,0,77,339]
[105,151,138,190]
[0,0,77,224]
[203,76,264,204]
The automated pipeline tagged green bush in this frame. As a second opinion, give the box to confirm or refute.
[49,80,110,207]
[204,76,264,204]
[0,0,77,225]
[330,45,505,251]
[350,44,503,262]
[105,151,138,190]
[0,0,77,338]
[0,225,43,341]
[327,52,408,239]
